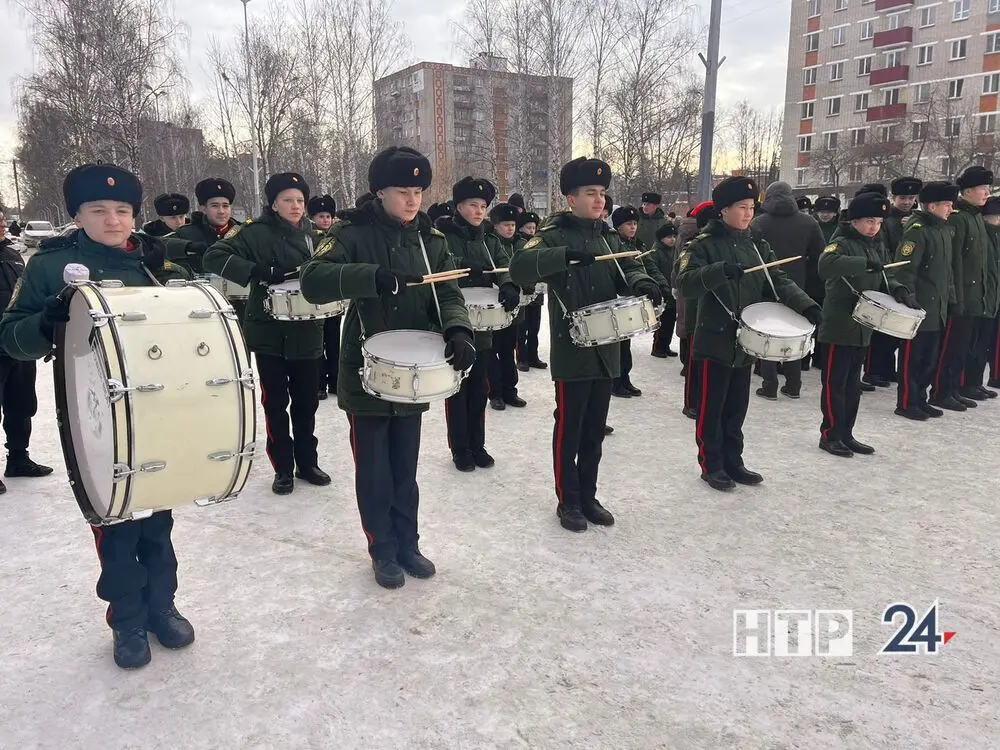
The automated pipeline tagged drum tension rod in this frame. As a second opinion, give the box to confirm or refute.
[89,310,147,325]
[108,379,164,401]
[113,461,167,481]
[205,371,256,388]
[207,443,257,462]
[189,309,223,319]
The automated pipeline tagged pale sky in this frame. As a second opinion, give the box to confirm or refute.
[0,0,791,203]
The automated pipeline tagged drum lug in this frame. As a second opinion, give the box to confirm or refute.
[108,379,163,400]
[113,461,167,481]
[120,311,147,322]
[97,280,125,288]
[165,279,188,287]
[193,495,219,506]
[136,383,164,393]
[188,309,219,319]
[206,376,233,386]
[207,443,257,462]
[239,369,256,389]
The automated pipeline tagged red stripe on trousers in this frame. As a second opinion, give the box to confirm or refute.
[258,379,278,470]
[348,414,375,550]
[554,380,566,505]
[901,340,912,409]
[443,398,453,452]
[821,344,836,440]
[934,317,953,394]
[684,335,694,407]
[695,360,710,471]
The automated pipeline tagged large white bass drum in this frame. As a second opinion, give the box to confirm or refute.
[54,280,257,525]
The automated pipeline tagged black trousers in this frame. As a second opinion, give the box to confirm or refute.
[931,315,975,401]
[865,332,898,381]
[652,306,677,354]
[819,344,865,443]
[961,316,994,390]
[0,357,37,454]
[614,340,633,386]
[760,358,802,391]
[517,303,542,363]
[445,349,489,454]
[255,354,320,474]
[320,316,341,393]
[347,414,421,561]
[897,331,940,410]
[694,360,751,474]
[91,512,177,630]
[487,325,519,400]
[683,334,702,411]
[990,317,1000,383]
[553,379,612,509]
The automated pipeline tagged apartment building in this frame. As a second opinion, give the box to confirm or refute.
[779,0,1000,193]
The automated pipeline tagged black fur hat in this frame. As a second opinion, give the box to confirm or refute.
[918,181,959,204]
[611,205,641,229]
[368,147,432,193]
[847,192,890,220]
[956,166,994,190]
[307,194,336,217]
[517,211,541,229]
[489,203,519,224]
[559,157,612,195]
[712,176,759,211]
[63,163,142,216]
[856,182,887,197]
[153,192,189,217]
[890,177,923,196]
[507,193,525,210]
[796,197,813,211]
[265,172,309,205]
[427,202,453,222]
[453,176,497,205]
[641,192,662,204]
[656,222,678,240]
[195,178,236,204]
[814,195,841,213]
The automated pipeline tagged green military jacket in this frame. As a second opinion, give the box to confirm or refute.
[672,245,698,337]
[882,208,911,259]
[636,207,667,249]
[165,211,240,275]
[202,211,324,360]
[816,224,885,347]
[948,199,990,318]
[982,222,1000,318]
[437,216,513,351]
[888,210,955,333]
[649,239,678,312]
[0,230,190,360]
[619,235,668,291]
[492,230,526,325]
[676,220,819,367]
[299,201,473,417]
[509,211,653,381]
[817,219,839,244]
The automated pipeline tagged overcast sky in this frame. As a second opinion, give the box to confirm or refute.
[0,0,790,202]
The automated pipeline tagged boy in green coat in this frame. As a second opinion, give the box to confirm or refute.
[486,202,527,409]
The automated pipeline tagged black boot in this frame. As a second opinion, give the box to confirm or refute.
[453,451,476,472]
[372,559,405,589]
[503,394,527,407]
[4,453,54,478]
[295,466,331,485]
[557,504,588,532]
[780,384,800,399]
[603,425,614,435]
[954,394,978,408]
[529,359,548,370]
[398,548,436,578]
[517,361,531,372]
[844,437,875,455]
[931,395,967,412]
[860,381,876,392]
[0,479,5,494]
[895,406,930,421]
[650,349,668,359]
[471,448,495,468]
[147,606,195,649]
[701,470,735,491]
[819,438,853,457]
[755,382,778,401]
[724,463,763,485]
[919,403,944,418]
[489,397,506,411]
[959,386,988,402]
[581,499,615,526]
[317,390,328,401]
[611,381,631,398]
[683,406,697,420]
[113,627,151,670]
[623,380,642,397]
[272,472,294,494]
[977,385,998,399]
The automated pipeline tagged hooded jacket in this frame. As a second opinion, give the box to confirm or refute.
[749,181,825,292]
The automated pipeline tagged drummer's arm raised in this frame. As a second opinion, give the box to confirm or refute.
[0,262,59,361]
[509,235,568,285]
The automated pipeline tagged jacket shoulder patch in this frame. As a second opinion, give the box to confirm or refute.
[678,252,690,271]
[900,241,915,257]
[224,225,242,240]
[6,278,23,310]
[523,236,543,250]
[430,227,445,237]
[540,225,556,232]
[315,237,335,257]
[822,243,837,254]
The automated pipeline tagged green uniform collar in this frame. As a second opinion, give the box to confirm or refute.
[956,198,983,216]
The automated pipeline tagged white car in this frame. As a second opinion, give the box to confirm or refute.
[22,220,58,247]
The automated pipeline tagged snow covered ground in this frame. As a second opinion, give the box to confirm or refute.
[1,315,998,749]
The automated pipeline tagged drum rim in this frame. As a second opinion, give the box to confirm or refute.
[361,328,451,368]
[572,295,652,317]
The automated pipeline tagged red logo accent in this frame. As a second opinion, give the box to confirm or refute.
[943,631,956,645]
[107,177,115,186]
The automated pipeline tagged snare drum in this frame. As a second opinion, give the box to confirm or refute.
[852,291,925,340]
[266,279,347,320]
[359,330,464,403]
[568,296,659,347]
[463,287,515,331]
[54,281,256,525]
[196,273,250,301]
[519,282,547,306]
[737,302,814,362]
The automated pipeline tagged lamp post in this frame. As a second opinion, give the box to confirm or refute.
[240,0,262,211]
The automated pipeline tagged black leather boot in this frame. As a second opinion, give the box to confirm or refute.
[724,464,764,485]
[581,499,615,526]
[755,383,778,401]
[272,473,294,494]
[113,627,151,669]
[701,470,736,491]
[372,559,405,589]
[398,548,436,578]
[295,466,331,485]
[4,453,54,478]
[819,438,853,457]
[148,606,195,649]
[557,504,588,532]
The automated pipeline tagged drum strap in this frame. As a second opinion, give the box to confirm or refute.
[141,266,163,287]
[600,238,630,287]
[750,242,779,302]
[482,241,498,271]
[418,234,444,329]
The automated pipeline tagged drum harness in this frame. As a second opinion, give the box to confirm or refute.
[709,242,782,330]
[544,237,632,320]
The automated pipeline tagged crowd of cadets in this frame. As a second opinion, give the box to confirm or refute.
[7,147,1000,669]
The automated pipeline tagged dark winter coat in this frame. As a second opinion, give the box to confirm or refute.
[619,235,668,291]
[817,224,885,347]
[948,198,990,318]
[0,239,25,315]
[882,207,911,258]
[202,211,324,360]
[141,218,177,238]
[749,186,825,291]
[636,207,668,249]
[983,222,1000,319]
[491,230,526,325]
[676,219,819,368]
[888,210,955,333]
[509,211,653,381]
[298,201,473,417]
[166,211,240,275]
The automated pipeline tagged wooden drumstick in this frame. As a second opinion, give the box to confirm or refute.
[419,268,471,281]
[743,255,803,274]
[483,267,510,274]
[406,270,470,286]
[569,250,642,265]
[883,260,911,269]
[635,249,657,259]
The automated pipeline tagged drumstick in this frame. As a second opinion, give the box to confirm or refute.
[483,267,510,274]
[569,250,642,265]
[883,260,911,269]
[743,255,802,274]
[406,271,470,286]
[421,268,470,281]
[635,249,657,259]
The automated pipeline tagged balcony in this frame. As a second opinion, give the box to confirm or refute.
[867,103,907,121]
[869,65,910,85]
[873,27,913,48]
[875,0,913,10]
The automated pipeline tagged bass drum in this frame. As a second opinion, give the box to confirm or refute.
[54,280,257,525]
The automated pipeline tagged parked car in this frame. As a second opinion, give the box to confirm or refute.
[22,221,58,247]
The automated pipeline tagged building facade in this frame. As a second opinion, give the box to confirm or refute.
[374,56,573,210]
[780,0,1000,195]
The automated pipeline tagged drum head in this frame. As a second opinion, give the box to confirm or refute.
[741,302,813,334]
[462,287,499,306]
[270,280,300,292]
[863,290,908,313]
[364,330,448,366]
[55,290,117,520]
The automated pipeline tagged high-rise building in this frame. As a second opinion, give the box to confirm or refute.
[374,56,573,210]
[779,0,1000,193]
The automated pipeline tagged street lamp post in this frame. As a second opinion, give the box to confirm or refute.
[240,0,262,212]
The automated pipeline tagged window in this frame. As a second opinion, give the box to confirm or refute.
[941,156,954,176]
[916,45,934,66]
[805,67,818,86]
[827,97,842,116]
[799,135,813,153]
[855,92,870,111]
[832,27,847,46]
[858,56,872,76]
[919,6,936,27]
[821,167,834,185]
[807,0,821,18]
[849,164,865,182]
[988,34,1000,54]
[860,20,875,40]
[882,87,901,106]
[878,124,898,142]
[985,74,1000,95]
[888,12,908,30]
[912,121,927,140]
[824,132,840,150]
[953,0,970,21]
[796,169,807,187]
[948,79,964,99]
[885,50,904,68]
[915,83,931,103]
[991,0,1000,12]
[947,117,961,138]
[802,101,815,119]
[980,114,997,134]
[806,32,820,52]
[851,128,866,147]
[829,62,845,82]
[835,0,847,9]
[950,39,967,60]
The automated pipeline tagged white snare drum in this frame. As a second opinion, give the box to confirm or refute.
[520,282,547,306]
[738,302,815,362]
[266,279,347,320]
[569,295,659,347]
[359,330,464,404]
[852,290,925,340]
[197,273,250,300]
[463,287,515,331]
[54,281,256,525]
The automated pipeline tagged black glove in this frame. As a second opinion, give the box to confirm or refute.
[498,282,521,312]
[444,327,476,371]
[465,262,486,282]
[633,279,663,307]
[39,294,71,342]
[374,267,423,296]
[723,262,744,280]
[804,307,823,327]
[186,241,209,257]
[893,287,921,309]
[866,259,884,273]
[565,250,594,266]
[141,243,165,272]
[252,265,287,285]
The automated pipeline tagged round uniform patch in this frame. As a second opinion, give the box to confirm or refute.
[107,177,116,186]
[523,237,543,250]
[900,241,915,257]
[822,243,837,254]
